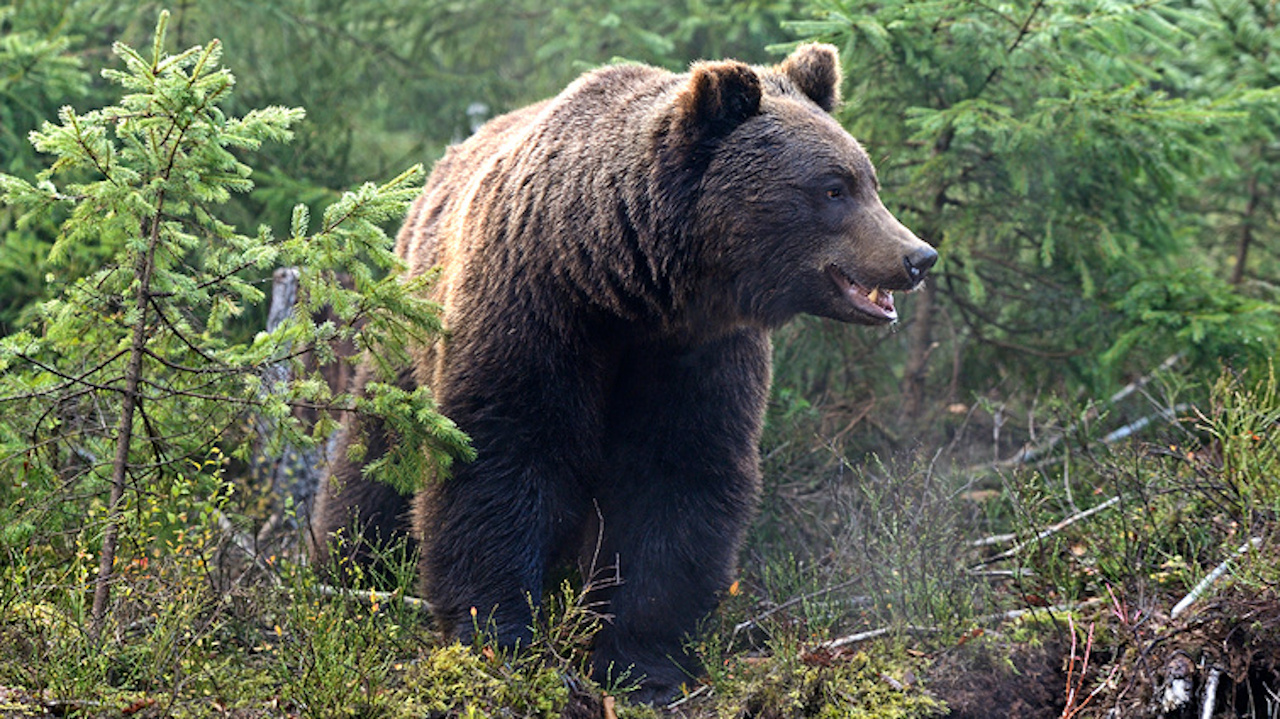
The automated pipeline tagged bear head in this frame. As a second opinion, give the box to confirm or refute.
[679,44,937,328]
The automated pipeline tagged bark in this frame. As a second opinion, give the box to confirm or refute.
[1230,173,1260,286]
[91,195,166,636]
[251,268,321,533]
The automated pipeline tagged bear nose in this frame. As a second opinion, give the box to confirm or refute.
[904,246,938,283]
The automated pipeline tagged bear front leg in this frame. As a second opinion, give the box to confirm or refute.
[591,327,772,704]
[420,338,606,651]
[422,457,597,647]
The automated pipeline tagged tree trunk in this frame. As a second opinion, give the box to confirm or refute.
[901,281,936,421]
[252,268,320,534]
[91,198,165,636]
[1230,172,1259,286]
[901,132,951,423]
[251,268,355,540]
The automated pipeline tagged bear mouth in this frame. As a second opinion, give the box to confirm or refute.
[825,265,898,323]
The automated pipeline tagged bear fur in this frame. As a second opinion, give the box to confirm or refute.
[314,43,937,704]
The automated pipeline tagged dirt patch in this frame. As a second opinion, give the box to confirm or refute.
[1099,593,1280,719]
[927,641,1066,719]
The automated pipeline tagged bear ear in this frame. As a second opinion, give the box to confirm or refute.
[780,43,841,112]
[677,60,762,136]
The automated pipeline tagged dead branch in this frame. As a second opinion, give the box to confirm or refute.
[959,353,1185,475]
[315,583,433,614]
[978,598,1104,625]
[819,625,942,652]
[814,599,1102,656]
[663,684,711,709]
[1100,404,1190,444]
[973,495,1121,562]
[1170,536,1263,619]
[1200,666,1221,719]
[732,575,866,639]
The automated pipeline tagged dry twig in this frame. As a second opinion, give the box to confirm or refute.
[973,496,1121,562]
[1170,536,1263,619]
[315,583,433,613]
[732,576,865,638]
[1199,667,1222,719]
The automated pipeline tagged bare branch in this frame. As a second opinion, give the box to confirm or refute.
[1170,536,1263,619]
[973,495,1121,562]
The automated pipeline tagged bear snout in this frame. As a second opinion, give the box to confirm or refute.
[904,246,938,285]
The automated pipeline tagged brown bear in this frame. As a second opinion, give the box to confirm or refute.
[314,43,936,704]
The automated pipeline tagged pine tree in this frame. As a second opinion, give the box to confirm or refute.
[0,12,471,632]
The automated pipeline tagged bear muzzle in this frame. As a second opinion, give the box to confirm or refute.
[824,243,936,324]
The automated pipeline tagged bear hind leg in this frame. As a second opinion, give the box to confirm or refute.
[311,365,418,588]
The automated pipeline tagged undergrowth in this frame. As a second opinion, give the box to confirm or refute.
[4,360,1278,718]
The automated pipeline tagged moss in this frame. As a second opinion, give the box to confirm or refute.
[712,645,945,718]
[403,642,571,719]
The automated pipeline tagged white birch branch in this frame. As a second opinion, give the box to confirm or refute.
[816,599,1102,653]
[996,353,1184,467]
[1171,536,1263,619]
[1199,667,1221,719]
[974,496,1121,562]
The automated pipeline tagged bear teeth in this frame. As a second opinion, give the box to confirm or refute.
[863,285,894,311]
[871,288,894,310]
[825,265,897,321]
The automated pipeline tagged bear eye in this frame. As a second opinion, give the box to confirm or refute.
[826,187,843,200]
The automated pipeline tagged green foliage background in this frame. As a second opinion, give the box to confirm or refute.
[5,0,1277,417]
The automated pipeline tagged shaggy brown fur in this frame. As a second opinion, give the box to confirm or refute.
[315,44,936,704]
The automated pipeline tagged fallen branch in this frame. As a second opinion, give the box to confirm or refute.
[819,625,942,652]
[971,531,1019,548]
[968,568,1036,578]
[955,353,1185,479]
[1200,666,1221,719]
[315,583,433,614]
[1004,353,1184,465]
[663,684,711,709]
[812,599,1101,657]
[1170,536,1263,619]
[977,599,1101,624]
[1101,404,1189,444]
[974,496,1122,563]
[732,576,866,638]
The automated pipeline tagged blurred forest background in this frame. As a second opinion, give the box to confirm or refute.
[5,0,1278,445]
[1,0,1279,717]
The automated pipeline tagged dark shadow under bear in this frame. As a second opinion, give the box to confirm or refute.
[313,43,937,704]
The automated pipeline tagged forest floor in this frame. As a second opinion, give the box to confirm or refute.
[2,369,1278,718]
